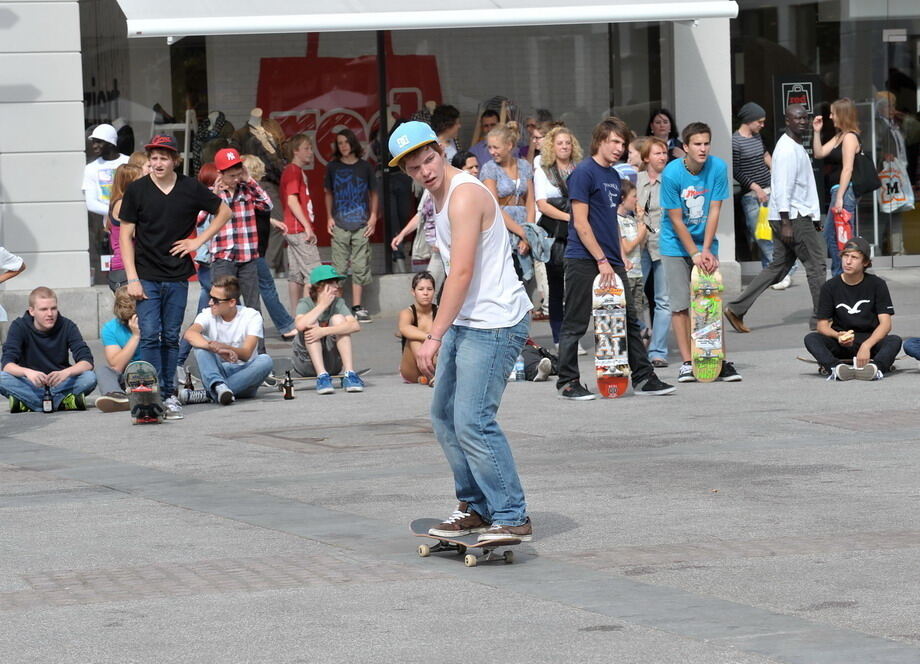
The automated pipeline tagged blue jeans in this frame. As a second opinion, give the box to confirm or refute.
[193,349,274,399]
[137,279,188,397]
[824,184,857,277]
[741,190,774,268]
[430,315,530,526]
[903,338,920,360]
[178,264,212,367]
[641,250,672,361]
[0,371,97,411]
[257,257,295,335]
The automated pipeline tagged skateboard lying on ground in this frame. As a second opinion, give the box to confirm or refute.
[796,356,903,369]
[410,518,520,567]
[690,267,724,382]
[123,360,164,424]
[592,273,630,398]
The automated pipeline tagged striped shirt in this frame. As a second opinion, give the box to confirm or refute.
[731,132,771,191]
[211,180,272,263]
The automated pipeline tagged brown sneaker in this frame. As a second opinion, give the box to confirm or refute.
[428,502,489,537]
[725,308,750,333]
[477,517,533,543]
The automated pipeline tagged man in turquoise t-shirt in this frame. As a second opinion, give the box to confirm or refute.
[660,121,741,383]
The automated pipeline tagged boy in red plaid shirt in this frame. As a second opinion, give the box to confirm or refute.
[210,148,273,317]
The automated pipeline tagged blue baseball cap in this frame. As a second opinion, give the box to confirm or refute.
[388,121,438,167]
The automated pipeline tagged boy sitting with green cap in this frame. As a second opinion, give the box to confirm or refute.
[292,265,364,394]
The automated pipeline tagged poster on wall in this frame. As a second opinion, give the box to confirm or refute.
[773,74,822,158]
[256,39,442,246]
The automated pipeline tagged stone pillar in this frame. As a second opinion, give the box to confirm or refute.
[0,1,88,293]
[673,17,739,290]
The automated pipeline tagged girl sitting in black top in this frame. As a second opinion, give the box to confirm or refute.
[397,272,438,383]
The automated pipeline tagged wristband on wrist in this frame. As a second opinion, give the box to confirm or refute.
[691,252,702,260]
[596,257,609,265]
[127,278,140,283]
[426,334,442,343]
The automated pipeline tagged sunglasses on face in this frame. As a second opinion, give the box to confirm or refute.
[208,296,234,304]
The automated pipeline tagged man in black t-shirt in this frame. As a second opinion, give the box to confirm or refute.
[119,135,231,418]
[803,237,901,380]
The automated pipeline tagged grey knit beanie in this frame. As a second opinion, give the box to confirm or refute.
[738,102,766,124]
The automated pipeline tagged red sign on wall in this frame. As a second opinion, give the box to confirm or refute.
[256,38,442,245]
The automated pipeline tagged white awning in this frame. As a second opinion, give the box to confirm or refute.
[117,1,739,38]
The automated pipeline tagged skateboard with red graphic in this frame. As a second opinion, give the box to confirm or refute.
[124,360,164,424]
[592,273,630,397]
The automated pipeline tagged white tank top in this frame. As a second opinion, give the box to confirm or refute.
[433,171,531,328]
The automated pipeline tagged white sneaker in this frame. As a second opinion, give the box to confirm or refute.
[771,275,792,290]
[163,395,184,420]
[213,382,235,405]
[533,357,552,382]
[178,388,209,405]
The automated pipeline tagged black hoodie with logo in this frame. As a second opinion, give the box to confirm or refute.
[1,312,94,374]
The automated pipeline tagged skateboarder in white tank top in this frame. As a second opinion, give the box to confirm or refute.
[388,121,534,543]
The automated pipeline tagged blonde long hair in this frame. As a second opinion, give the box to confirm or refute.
[830,97,860,135]
[540,126,583,171]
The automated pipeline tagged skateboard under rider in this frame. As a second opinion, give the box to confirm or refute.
[410,518,520,567]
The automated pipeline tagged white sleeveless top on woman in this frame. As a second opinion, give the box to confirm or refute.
[433,171,531,329]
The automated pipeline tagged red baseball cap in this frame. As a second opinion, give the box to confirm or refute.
[144,134,178,152]
[214,148,243,171]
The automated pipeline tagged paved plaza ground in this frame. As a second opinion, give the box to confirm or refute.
[2,268,920,663]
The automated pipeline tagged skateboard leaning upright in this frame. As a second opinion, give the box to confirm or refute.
[123,360,164,424]
[592,273,630,398]
[690,266,724,382]
[410,518,520,567]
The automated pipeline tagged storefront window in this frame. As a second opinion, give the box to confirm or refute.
[731,0,920,266]
[80,3,666,276]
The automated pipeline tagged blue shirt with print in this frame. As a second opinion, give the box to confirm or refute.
[565,157,624,267]
[323,160,374,231]
[659,155,729,257]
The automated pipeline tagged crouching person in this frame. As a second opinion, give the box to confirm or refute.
[181,275,273,405]
[803,237,900,381]
[293,265,364,394]
[1,287,96,412]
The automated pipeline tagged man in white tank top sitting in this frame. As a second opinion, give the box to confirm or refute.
[389,121,534,543]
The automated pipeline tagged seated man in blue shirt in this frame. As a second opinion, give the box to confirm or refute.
[1,287,96,412]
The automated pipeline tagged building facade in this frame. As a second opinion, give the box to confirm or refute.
[1,0,918,313]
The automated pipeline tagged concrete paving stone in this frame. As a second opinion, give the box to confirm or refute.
[2,268,920,661]
[0,579,783,664]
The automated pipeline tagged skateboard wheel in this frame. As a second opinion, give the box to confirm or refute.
[418,544,431,558]
[464,554,477,567]
[503,550,514,564]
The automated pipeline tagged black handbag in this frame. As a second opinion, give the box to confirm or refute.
[850,134,882,197]
[537,164,571,245]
